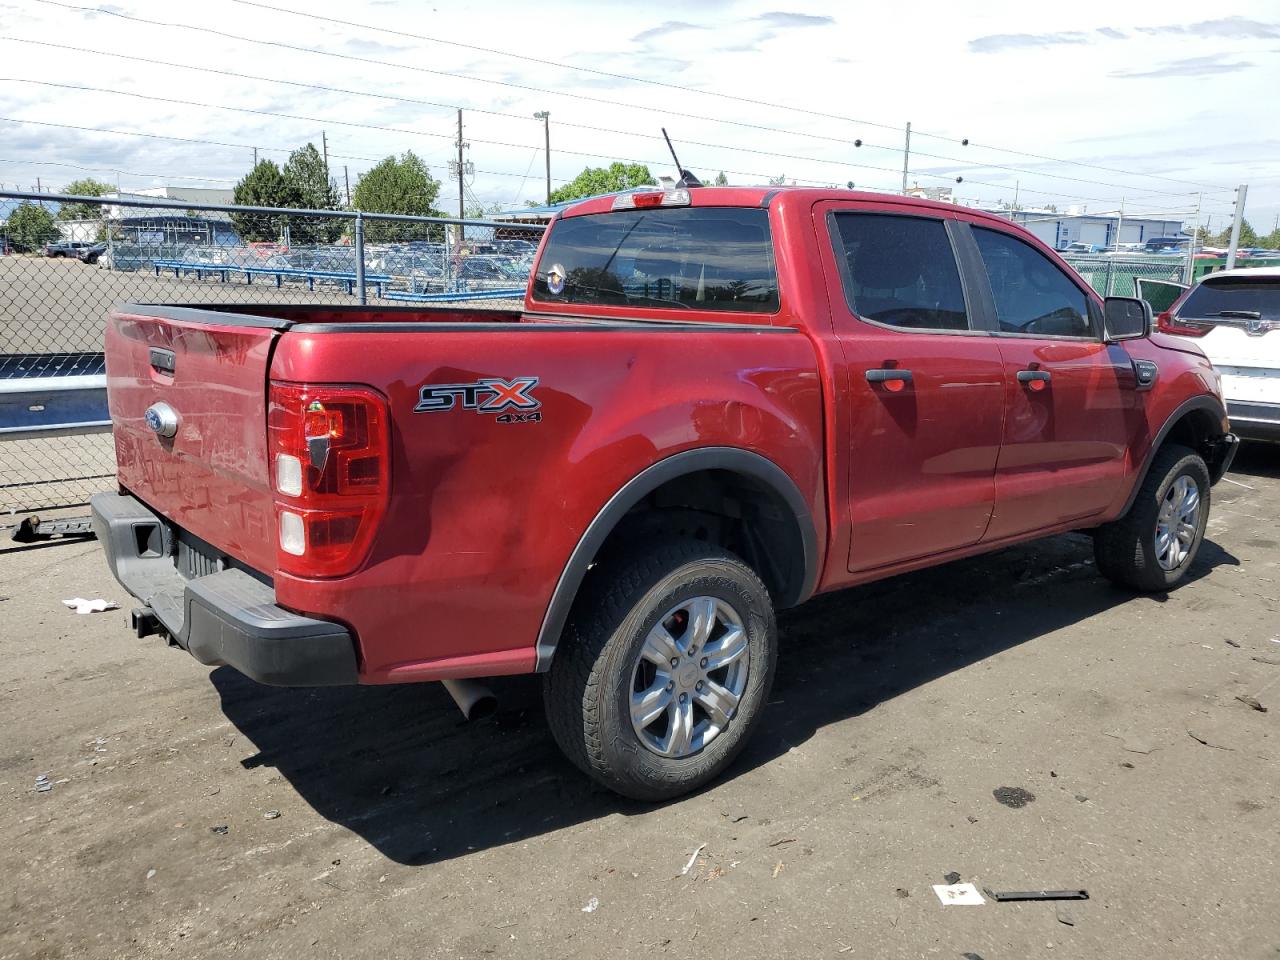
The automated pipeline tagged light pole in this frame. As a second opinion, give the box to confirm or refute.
[534,111,551,206]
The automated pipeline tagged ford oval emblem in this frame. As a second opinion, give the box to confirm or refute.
[144,401,179,438]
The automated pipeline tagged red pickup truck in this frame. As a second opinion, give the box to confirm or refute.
[92,187,1237,800]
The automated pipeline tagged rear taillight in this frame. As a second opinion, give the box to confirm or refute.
[268,381,389,577]
[1156,311,1209,337]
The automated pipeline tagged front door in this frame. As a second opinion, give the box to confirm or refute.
[958,222,1132,540]
[819,205,1007,572]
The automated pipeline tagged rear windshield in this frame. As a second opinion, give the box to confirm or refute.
[531,207,778,313]
[1179,278,1280,321]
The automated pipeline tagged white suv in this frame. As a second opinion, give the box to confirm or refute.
[1158,266,1280,441]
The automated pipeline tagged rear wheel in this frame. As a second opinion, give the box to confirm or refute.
[1094,443,1210,591]
[544,539,776,801]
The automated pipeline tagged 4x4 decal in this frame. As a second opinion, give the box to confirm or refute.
[414,377,541,415]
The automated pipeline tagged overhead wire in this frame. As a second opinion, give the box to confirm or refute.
[228,0,1234,193]
[23,0,1231,201]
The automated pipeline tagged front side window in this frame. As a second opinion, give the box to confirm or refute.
[973,227,1095,338]
[531,207,778,313]
[831,214,969,331]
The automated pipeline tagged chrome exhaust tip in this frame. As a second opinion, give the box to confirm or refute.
[441,678,497,721]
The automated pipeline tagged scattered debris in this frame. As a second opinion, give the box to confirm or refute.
[1055,904,1076,926]
[772,861,784,879]
[895,888,910,898]
[1075,794,1089,803]
[210,825,229,835]
[966,815,979,824]
[1235,695,1267,713]
[1225,639,1241,648]
[62,597,119,615]
[681,843,707,876]
[34,774,51,794]
[1104,732,1155,754]
[1120,762,1136,769]
[1253,656,1280,666]
[263,809,281,819]
[944,871,962,885]
[767,837,797,847]
[985,889,1088,903]
[933,883,985,906]
[145,868,157,880]
[993,786,1036,808]
[580,897,599,914]
[1187,729,1235,751]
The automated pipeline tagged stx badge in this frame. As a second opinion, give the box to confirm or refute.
[414,377,541,415]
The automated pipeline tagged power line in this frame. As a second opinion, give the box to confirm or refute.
[229,0,1233,193]
[0,76,1208,208]
[26,0,1230,200]
[0,156,238,183]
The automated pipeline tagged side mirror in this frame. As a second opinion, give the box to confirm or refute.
[1103,296,1151,341]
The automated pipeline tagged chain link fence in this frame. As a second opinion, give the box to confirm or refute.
[1060,254,1191,299]
[1,190,542,513]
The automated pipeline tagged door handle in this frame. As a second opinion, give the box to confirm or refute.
[865,368,913,390]
[1016,369,1051,392]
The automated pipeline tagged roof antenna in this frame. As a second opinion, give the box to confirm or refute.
[661,128,703,188]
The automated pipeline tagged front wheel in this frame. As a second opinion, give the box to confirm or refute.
[1094,443,1211,591]
[544,539,776,801]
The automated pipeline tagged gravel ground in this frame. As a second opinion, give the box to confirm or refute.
[1,446,1277,960]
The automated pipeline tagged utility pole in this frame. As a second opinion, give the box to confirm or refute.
[1184,192,1203,286]
[253,147,258,167]
[343,165,351,207]
[1225,183,1248,270]
[1113,197,1125,253]
[456,108,467,241]
[534,111,551,205]
[901,121,911,194]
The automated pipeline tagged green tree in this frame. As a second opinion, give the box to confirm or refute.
[351,152,444,241]
[548,162,655,204]
[6,202,60,251]
[58,178,113,220]
[714,171,729,186]
[282,143,343,242]
[231,160,302,241]
[1211,219,1258,248]
[1261,227,1280,250]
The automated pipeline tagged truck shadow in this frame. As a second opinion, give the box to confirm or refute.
[211,532,1238,866]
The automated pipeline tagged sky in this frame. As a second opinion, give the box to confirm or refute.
[1,0,1278,234]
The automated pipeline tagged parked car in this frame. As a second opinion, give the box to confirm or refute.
[1143,237,1187,253]
[1061,241,1103,254]
[77,241,108,264]
[44,240,94,258]
[1158,265,1280,441]
[91,186,1237,800]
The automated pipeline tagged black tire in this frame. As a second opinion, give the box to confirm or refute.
[544,539,776,802]
[1094,443,1211,591]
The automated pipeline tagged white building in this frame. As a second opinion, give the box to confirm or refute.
[983,206,1185,251]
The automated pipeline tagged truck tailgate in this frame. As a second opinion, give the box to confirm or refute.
[106,306,281,573]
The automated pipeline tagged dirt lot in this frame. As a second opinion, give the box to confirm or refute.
[1,447,1277,960]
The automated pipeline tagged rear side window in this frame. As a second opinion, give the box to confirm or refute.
[1178,278,1280,321]
[531,207,778,313]
[831,214,969,331]
[973,227,1095,338]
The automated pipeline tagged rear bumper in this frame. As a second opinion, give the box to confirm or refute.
[90,492,359,686]
[1227,400,1280,442]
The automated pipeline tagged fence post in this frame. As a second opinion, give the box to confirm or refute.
[1104,258,1115,297]
[354,212,366,305]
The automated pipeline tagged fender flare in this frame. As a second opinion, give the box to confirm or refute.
[1118,394,1228,516]
[534,447,819,671]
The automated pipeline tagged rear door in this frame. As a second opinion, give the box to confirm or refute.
[106,306,283,573]
[816,204,1006,572]
[957,222,1132,541]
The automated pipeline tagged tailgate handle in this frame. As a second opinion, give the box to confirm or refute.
[149,347,176,375]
